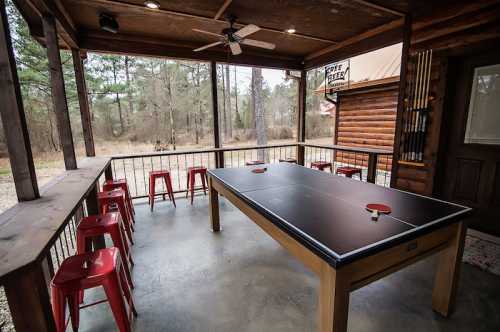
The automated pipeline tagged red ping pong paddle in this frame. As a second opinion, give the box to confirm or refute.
[366,203,391,221]
[252,167,267,174]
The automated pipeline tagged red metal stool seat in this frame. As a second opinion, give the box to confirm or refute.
[311,161,333,172]
[245,160,265,166]
[103,179,135,219]
[77,213,134,290]
[186,166,208,204]
[336,166,362,179]
[98,189,134,245]
[279,158,297,163]
[51,248,137,332]
[149,170,176,211]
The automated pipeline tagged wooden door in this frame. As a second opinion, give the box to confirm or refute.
[438,51,500,236]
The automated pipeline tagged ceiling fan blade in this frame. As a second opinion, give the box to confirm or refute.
[194,41,223,52]
[241,39,276,50]
[192,28,225,39]
[229,42,242,55]
[234,24,260,38]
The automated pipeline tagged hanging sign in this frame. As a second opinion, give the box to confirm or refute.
[324,59,350,104]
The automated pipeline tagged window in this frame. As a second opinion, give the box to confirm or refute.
[464,64,500,145]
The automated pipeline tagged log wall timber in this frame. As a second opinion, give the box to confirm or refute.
[335,83,399,171]
[392,2,500,196]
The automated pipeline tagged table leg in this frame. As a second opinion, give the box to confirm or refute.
[432,221,467,317]
[319,262,350,332]
[208,177,220,232]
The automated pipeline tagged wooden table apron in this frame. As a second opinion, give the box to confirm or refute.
[207,175,466,332]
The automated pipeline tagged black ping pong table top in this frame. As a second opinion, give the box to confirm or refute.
[207,163,472,267]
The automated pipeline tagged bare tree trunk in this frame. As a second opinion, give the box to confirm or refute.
[124,56,133,128]
[112,59,124,136]
[234,66,240,128]
[252,67,267,161]
[150,63,160,143]
[164,63,176,150]
[225,64,232,138]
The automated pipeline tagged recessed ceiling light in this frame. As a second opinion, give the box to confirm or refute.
[286,28,296,34]
[144,0,160,9]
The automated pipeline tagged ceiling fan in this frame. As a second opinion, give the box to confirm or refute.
[192,16,276,55]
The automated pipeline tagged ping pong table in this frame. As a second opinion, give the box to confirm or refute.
[207,163,472,332]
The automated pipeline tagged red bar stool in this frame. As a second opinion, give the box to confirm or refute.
[311,161,333,172]
[186,166,208,204]
[103,179,135,219]
[98,189,134,245]
[76,213,134,290]
[336,166,362,179]
[245,160,265,166]
[279,158,297,163]
[149,170,176,211]
[51,248,137,332]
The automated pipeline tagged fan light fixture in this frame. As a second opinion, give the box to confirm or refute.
[286,28,296,34]
[99,13,119,34]
[144,0,160,9]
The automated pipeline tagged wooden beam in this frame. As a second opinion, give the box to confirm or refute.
[352,0,405,17]
[80,30,303,70]
[72,48,95,157]
[17,0,78,48]
[42,15,77,170]
[306,18,404,61]
[391,15,411,188]
[210,61,223,168]
[296,70,306,165]
[0,0,39,201]
[84,0,337,44]
[214,0,232,20]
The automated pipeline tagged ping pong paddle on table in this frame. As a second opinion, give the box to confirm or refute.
[366,203,391,221]
[252,167,267,174]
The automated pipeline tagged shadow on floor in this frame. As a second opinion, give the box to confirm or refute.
[78,196,500,332]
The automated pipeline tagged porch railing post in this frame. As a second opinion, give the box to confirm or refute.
[42,15,77,170]
[296,69,307,166]
[87,183,106,249]
[4,262,56,332]
[367,153,378,184]
[0,0,39,201]
[105,163,113,180]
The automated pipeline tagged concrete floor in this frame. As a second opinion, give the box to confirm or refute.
[79,196,500,332]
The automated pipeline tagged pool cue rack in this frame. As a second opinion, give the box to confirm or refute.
[398,49,433,166]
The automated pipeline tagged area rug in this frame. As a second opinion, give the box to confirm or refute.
[462,234,500,276]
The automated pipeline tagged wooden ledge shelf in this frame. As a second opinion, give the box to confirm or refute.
[0,157,111,283]
[398,160,425,167]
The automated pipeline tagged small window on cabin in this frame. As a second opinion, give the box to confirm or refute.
[464,64,500,145]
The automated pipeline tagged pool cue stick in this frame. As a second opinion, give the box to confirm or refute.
[410,52,423,160]
[413,50,427,160]
[415,50,429,161]
[417,49,432,162]
[403,55,416,160]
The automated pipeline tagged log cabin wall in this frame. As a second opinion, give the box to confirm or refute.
[391,1,500,196]
[336,81,398,171]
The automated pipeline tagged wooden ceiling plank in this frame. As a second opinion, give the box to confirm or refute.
[352,0,405,17]
[80,0,337,44]
[305,18,404,61]
[214,0,232,20]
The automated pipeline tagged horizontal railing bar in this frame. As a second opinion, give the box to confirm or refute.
[301,143,393,155]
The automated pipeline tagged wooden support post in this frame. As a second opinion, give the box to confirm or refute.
[208,177,220,232]
[210,61,223,168]
[0,1,39,201]
[105,163,113,181]
[86,183,106,248]
[296,69,306,166]
[432,221,467,317]
[318,262,350,332]
[391,15,412,188]
[4,263,56,332]
[72,48,95,157]
[366,153,378,183]
[42,15,77,170]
